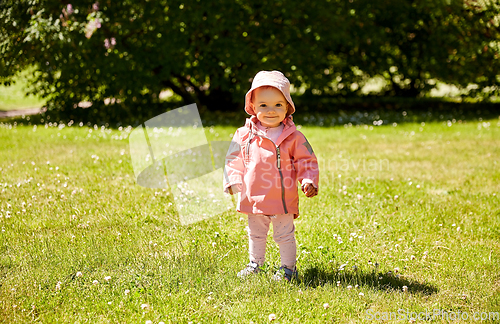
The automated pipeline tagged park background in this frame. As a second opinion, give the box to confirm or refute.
[1,0,500,323]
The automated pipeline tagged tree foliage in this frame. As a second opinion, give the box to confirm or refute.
[1,0,499,121]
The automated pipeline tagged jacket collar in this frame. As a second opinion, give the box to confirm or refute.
[245,115,296,146]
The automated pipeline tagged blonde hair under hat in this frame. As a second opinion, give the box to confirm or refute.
[245,70,296,116]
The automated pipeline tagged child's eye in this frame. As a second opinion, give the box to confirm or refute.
[260,104,267,107]
[276,103,282,107]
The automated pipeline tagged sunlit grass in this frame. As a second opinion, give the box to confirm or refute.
[0,117,499,323]
[0,70,46,111]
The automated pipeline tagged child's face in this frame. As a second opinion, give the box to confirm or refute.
[252,87,288,128]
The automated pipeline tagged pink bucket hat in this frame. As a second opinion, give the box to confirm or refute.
[245,70,296,116]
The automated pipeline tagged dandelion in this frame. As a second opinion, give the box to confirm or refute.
[323,303,330,309]
[268,313,276,321]
[76,271,83,277]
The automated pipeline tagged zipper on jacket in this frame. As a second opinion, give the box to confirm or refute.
[276,146,288,214]
[247,132,289,215]
[246,132,254,157]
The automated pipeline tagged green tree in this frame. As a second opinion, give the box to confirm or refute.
[1,0,499,123]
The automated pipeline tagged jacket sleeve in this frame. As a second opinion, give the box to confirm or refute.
[293,132,319,188]
[223,128,245,193]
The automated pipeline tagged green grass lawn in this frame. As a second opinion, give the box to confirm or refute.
[0,118,499,323]
[0,72,46,111]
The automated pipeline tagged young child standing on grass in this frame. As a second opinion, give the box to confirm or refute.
[224,70,319,281]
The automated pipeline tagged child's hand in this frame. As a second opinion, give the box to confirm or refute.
[226,184,241,195]
[302,183,318,197]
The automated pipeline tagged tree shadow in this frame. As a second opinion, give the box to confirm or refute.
[299,267,438,295]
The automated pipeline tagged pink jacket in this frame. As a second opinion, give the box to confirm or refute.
[224,115,319,218]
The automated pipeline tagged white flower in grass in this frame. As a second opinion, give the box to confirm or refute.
[145,321,152,324]
[336,281,341,287]
[55,281,62,290]
[402,286,408,292]
[76,271,83,277]
[359,292,364,296]
[323,303,330,309]
[410,255,416,260]
[268,313,276,321]
[92,280,99,285]
[140,303,149,310]
[394,195,399,200]
[124,289,130,295]
[104,276,111,282]
[347,285,352,290]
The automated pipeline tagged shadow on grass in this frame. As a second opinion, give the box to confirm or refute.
[300,267,438,295]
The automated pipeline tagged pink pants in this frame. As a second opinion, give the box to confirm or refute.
[247,213,297,269]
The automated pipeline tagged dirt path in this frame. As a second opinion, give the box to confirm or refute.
[0,107,45,119]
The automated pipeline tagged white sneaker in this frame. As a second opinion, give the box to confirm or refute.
[272,266,298,282]
[237,261,261,278]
